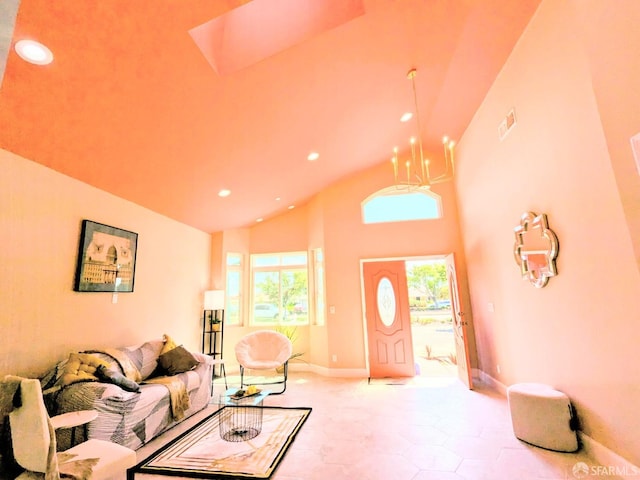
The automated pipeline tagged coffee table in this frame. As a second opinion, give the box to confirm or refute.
[129,405,311,479]
[218,388,270,442]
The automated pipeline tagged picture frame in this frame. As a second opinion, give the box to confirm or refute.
[74,220,138,292]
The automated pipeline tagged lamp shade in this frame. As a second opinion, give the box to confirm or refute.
[204,290,225,310]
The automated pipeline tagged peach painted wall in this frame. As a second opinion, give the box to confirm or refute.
[210,231,224,290]
[214,208,314,369]
[249,205,308,254]
[211,228,248,363]
[455,0,640,465]
[306,195,329,370]
[0,149,211,378]
[236,156,473,373]
[319,161,473,372]
[574,0,640,273]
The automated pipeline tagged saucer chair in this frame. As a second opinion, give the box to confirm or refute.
[7,377,136,480]
[235,330,293,394]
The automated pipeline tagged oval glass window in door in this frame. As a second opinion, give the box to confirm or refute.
[377,277,396,327]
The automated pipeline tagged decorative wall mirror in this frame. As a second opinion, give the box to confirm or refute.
[513,212,559,288]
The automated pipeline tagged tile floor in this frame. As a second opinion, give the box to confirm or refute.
[134,372,618,480]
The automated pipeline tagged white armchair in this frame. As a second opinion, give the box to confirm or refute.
[234,330,293,394]
[6,376,136,480]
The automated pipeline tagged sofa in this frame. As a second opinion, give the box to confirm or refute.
[40,336,212,451]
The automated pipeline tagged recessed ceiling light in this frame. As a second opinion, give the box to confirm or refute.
[15,39,53,65]
[288,205,295,210]
[218,189,231,197]
[307,152,319,161]
[275,197,281,201]
[256,218,263,223]
[400,112,413,122]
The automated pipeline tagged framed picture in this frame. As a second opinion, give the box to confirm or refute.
[74,220,138,292]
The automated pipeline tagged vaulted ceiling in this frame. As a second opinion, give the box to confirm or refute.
[0,0,540,233]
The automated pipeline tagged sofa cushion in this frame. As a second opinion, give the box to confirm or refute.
[58,353,108,387]
[157,346,199,375]
[119,340,164,380]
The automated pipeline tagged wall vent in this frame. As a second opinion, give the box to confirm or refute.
[498,108,517,141]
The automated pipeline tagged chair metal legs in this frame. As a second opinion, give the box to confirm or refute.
[239,361,288,395]
[278,361,288,394]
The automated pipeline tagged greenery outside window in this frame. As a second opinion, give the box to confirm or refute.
[406,259,450,309]
[250,252,308,326]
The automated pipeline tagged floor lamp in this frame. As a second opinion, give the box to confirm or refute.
[203,290,227,390]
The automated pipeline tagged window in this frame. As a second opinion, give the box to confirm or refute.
[361,186,442,224]
[225,253,243,325]
[250,252,308,326]
[312,248,325,326]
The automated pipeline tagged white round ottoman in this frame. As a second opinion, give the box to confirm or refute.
[507,382,578,452]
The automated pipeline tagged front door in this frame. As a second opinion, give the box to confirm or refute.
[363,261,415,378]
[446,254,473,388]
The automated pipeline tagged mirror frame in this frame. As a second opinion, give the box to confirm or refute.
[513,212,559,288]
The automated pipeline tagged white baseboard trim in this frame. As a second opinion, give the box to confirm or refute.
[302,363,368,378]
[474,369,639,474]
[224,362,367,378]
[227,362,368,378]
[474,368,508,396]
[579,432,640,475]
[287,362,310,373]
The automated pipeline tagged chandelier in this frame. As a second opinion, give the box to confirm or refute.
[391,68,455,189]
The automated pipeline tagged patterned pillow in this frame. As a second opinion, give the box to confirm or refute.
[119,340,164,380]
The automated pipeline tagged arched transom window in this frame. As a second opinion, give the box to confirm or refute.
[361,186,442,224]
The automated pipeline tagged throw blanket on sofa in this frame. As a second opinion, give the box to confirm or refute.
[89,349,189,420]
[142,376,190,421]
[87,348,142,383]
